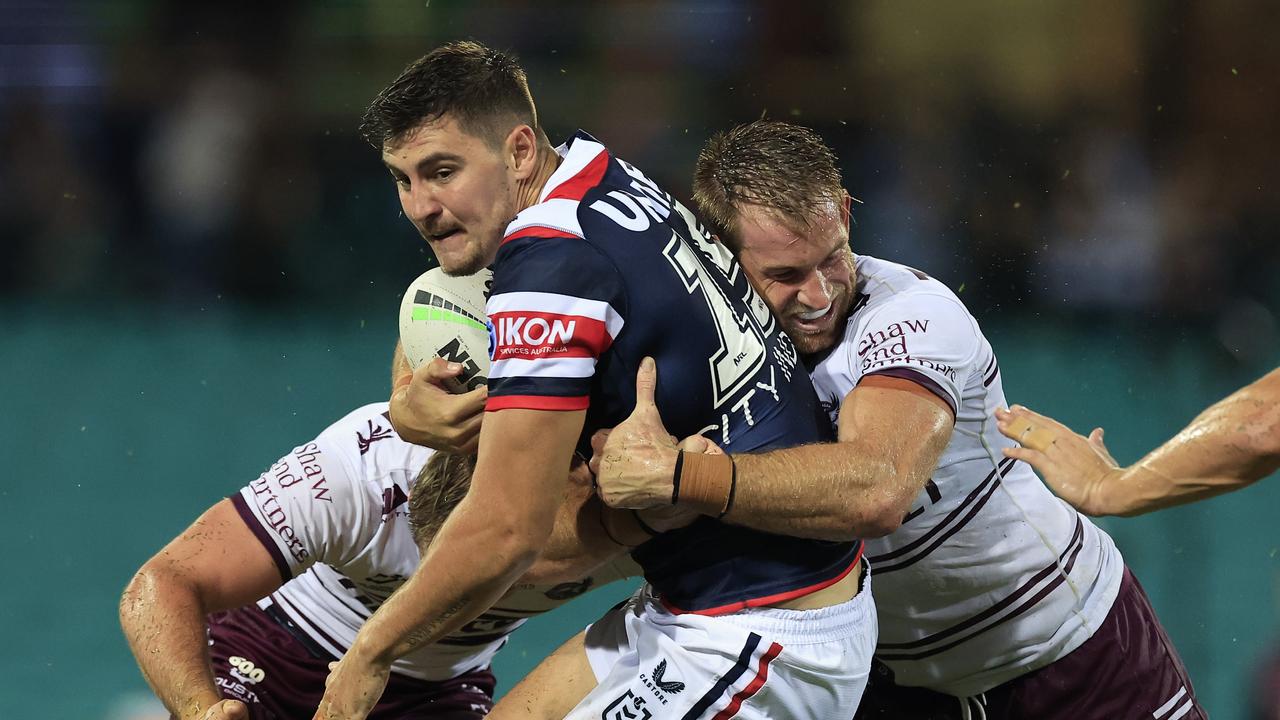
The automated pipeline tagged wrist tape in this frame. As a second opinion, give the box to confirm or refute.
[671,450,737,518]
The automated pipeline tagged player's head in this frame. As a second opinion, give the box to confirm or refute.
[408,451,592,548]
[361,41,549,276]
[408,452,476,547]
[693,121,856,355]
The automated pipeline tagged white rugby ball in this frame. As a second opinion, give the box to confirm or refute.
[398,266,493,393]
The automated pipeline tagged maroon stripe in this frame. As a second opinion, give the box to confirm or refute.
[230,493,292,583]
[984,360,1000,387]
[869,458,1015,569]
[863,367,957,416]
[877,519,1087,660]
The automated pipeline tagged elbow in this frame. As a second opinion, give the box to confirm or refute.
[848,478,923,539]
[482,519,548,577]
[119,563,172,633]
[853,501,908,539]
[1254,406,1280,462]
[814,499,903,540]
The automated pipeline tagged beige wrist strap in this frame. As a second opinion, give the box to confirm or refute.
[672,451,737,518]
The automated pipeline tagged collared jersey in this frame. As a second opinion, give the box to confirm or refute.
[807,256,1125,696]
[233,402,637,681]
[485,132,863,614]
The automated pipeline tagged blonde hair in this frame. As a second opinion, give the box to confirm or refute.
[408,452,475,548]
[693,120,844,251]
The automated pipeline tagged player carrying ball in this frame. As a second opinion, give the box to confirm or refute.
[316,43,878,720]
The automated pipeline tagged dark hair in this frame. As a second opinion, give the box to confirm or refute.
[359,40,539,150]
[692,120,844,251]
[408,452,475,548]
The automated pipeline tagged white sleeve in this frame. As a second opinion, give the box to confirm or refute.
[231,432,375,581]
[846,292,981,415]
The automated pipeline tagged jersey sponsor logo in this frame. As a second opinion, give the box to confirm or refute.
[248,475,309,563]
[588,159,673,233]
[857,318,931,358]
[380,485,408,521]
[648,659,685,696]
[496,314,578,348]
[268,442,332,503]
[858,317,958,380]
[214,676,261,704]
[489,309,612,366]
[228,655,266,684]
[601,690,652,720]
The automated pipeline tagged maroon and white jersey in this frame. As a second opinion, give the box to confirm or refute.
[232,402,636,681]
[808,256,1125,697]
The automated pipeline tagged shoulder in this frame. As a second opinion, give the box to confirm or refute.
[312,402,433,496]
[821,257,983,384]
[851,257,976,337]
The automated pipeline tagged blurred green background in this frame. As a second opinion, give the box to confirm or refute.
[2,0,1278,718]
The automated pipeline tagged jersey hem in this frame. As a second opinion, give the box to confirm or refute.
[660,542,864,616]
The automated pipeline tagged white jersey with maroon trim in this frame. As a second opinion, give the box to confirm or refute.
[807,255,1125,697]
[232,402,637,681]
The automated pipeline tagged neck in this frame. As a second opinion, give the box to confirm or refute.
[514,143,561,212]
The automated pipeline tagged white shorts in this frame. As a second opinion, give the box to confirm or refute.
[569,567,876,720]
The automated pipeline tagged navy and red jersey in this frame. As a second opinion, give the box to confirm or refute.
[486,131,862,614]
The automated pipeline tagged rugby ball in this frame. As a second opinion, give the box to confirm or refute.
[398,267,493,393]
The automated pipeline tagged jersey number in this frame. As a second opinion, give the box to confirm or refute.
[661,204,773,407]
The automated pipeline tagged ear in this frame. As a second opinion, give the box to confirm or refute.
[840,191,853,231]
[506,125,540,180]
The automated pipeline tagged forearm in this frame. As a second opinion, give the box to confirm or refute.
[728,441,919,540]
[119,569,222,720]
[354,519,540,663]
[521,495,629,584]
[1106,380,1280,516]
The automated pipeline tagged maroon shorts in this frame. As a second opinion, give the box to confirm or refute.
[854,565,1206,720]
[200,603,495,720]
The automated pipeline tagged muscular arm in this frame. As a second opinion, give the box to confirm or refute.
[597,365,953,540]
[727,376,953,539]
[523,475,627,584]
[119,500,282,720]
[998,368,1280,516]
[318,409,584,717]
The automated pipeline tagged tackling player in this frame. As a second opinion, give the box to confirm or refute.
[593,121,1206,719]
[318,42,877,719]
[119,401,642,720]
[996,367,1280,516]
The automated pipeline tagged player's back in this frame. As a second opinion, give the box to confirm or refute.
[488,132,863,614]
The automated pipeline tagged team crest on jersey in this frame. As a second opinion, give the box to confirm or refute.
[601,690,652,720]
